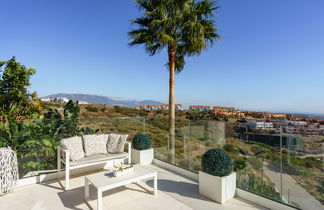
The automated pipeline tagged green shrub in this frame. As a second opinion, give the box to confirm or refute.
[201,148,233,176]
[132,133,151,150]
[233,158,247,172]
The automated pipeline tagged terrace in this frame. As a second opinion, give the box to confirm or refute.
[2,115,321,210]
[0,164,268,210]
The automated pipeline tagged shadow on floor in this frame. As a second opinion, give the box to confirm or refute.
[39,179,65,191]
[146,179,269,209]
[57,186,85,210]
[145,179,209,201]
[57,183,152,210]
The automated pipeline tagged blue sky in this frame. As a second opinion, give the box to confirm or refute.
[1,0,323,114]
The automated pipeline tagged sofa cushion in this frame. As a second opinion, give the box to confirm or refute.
[70,153,128,166]
[106,134,119,153]
[61,136,84,161]
[115,134,128,153]
[83,134,109,157]
[107,134,128,154]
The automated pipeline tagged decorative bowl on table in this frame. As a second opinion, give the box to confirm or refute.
[113,164,134,177]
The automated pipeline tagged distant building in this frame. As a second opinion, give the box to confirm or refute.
[134,104,184,111]
[159,104,183,110]
[248,122,273,130]
[175,104,183,110]
[264,122,274,129]
[41,97,69,103]
[286,121,308,126]
[147,105,158,111]
[134,105,141,110]
[134,105,158,111]
[159,104,169,110]
[189,105,210,111]
[213,106,235,112]
[248,122,264,129]
[40,97,52,102]
[213,106,245,118]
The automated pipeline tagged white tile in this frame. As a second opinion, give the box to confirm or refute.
[0,165,265,210]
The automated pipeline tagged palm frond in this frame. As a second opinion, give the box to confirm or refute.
[129,0,221,70]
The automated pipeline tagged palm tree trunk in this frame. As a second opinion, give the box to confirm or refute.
[168,45,176,164]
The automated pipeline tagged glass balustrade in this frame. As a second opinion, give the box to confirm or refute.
[1,116,322,209]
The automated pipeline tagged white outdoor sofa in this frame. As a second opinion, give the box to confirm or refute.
[57,134,131,190]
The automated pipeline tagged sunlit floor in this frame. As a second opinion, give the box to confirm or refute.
[0,165,267,210]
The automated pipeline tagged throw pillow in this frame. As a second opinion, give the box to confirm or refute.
[107,134,120,153]
[60,136,84,161]
[115,135,128,153]
[83,134,109,156]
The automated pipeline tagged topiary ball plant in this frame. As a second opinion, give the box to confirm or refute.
[201,148,233,177]
[132,133,151,150]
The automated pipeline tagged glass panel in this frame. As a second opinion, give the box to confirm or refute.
[281,124,323,209]
[151,118,323,210]
[145,117,169,162]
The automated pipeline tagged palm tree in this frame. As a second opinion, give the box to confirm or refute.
[129,0,220,163]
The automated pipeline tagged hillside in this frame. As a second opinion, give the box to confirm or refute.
[44,93,163,108]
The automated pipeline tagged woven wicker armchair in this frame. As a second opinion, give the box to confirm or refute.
[0,147,19,196]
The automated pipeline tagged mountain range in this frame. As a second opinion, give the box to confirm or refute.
[44,93,163,108]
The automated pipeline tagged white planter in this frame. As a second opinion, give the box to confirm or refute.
[199,171,236,204]
[131,148,154,165]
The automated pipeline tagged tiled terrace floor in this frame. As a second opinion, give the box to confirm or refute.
[0,164,267,210]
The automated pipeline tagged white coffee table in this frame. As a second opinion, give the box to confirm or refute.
[84,165,157,210]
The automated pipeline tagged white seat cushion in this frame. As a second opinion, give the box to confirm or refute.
[83,134,109,156]
[70,153,128,166]
[61,136,85,161]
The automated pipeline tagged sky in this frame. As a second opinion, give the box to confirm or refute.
[0,0,323,114]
